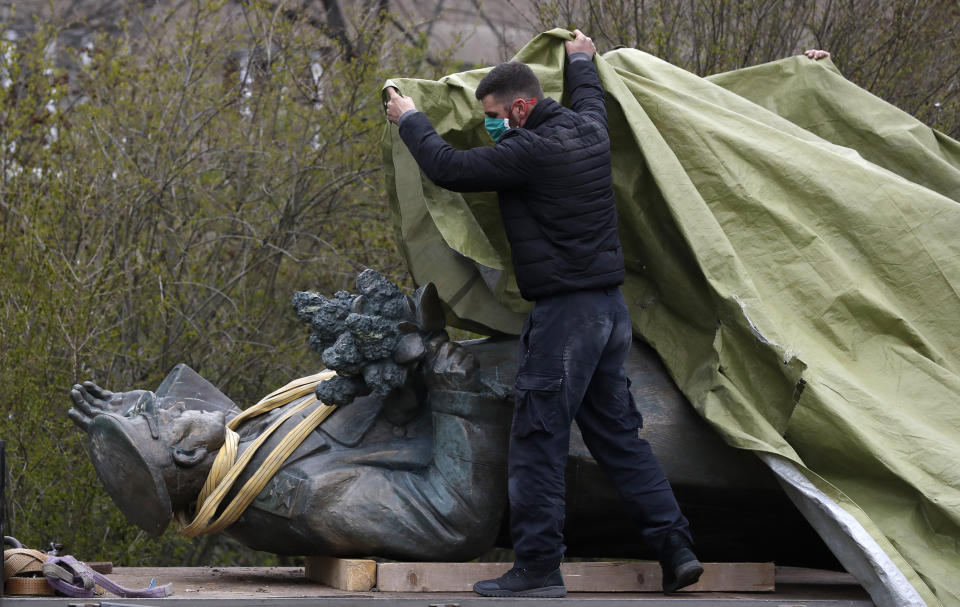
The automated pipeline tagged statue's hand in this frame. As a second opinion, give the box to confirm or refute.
[68,382,155,430]
[423,338,480,392]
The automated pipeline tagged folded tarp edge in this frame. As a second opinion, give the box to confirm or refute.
[759,453,932,607]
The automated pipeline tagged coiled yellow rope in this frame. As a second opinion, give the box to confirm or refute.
[179,370,337,537]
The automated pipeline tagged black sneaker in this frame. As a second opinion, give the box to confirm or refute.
[473,566,567,598]
[660,531,704,593]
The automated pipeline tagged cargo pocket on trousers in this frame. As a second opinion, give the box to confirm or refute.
[618,378,644,430]
[512,371,564,438]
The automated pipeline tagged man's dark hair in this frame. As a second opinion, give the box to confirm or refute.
[475,62,544,105]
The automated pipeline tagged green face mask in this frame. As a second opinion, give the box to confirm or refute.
[485,117,509,143]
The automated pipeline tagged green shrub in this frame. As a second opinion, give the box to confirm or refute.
[0,1,448,565]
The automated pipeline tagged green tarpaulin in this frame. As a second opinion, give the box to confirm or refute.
[382,29,960,607]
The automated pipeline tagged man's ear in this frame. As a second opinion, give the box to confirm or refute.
[172,445,208,468]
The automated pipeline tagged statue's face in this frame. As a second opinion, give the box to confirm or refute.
[109,401,227,466]
[163,407,227,466]
[87,404,227,536]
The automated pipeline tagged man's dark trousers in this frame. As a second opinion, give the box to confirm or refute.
[509,287,691,569]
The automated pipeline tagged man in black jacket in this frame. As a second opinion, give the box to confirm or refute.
[385,30,701,597]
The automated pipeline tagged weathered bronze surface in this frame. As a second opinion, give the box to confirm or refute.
[68,271,833,565]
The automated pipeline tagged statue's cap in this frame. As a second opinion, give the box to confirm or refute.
[88,413,173,537]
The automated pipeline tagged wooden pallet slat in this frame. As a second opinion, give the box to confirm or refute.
[375,561,775,593]
[304,556,377,592]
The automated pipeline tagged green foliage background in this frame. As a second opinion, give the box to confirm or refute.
[0,1,449,565]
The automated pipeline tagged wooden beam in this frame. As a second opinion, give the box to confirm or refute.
[376,561,775,592]
[775,566,857,585]
[304,556,377,591]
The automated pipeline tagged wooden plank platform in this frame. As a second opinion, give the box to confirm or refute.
[375,561,774,592]
[0,565,875,606]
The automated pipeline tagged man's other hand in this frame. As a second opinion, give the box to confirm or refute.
[804,49,831,60]
[385,87,416,124]
[565,29,595,59]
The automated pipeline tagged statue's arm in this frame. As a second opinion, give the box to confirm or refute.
[398,388,511,559]
[303,386,511,561]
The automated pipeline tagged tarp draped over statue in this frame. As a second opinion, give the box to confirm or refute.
[382,29,960,607]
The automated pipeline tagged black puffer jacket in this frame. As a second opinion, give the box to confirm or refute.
[397,58,624,301]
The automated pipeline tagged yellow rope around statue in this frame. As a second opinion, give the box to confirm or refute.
[178,370,337,537]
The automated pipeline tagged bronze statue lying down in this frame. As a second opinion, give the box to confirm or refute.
[68,271,834,566]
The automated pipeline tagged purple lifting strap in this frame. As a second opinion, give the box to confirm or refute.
[42,555,173,598]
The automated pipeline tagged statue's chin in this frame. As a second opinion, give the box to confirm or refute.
[88,414,174,537]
